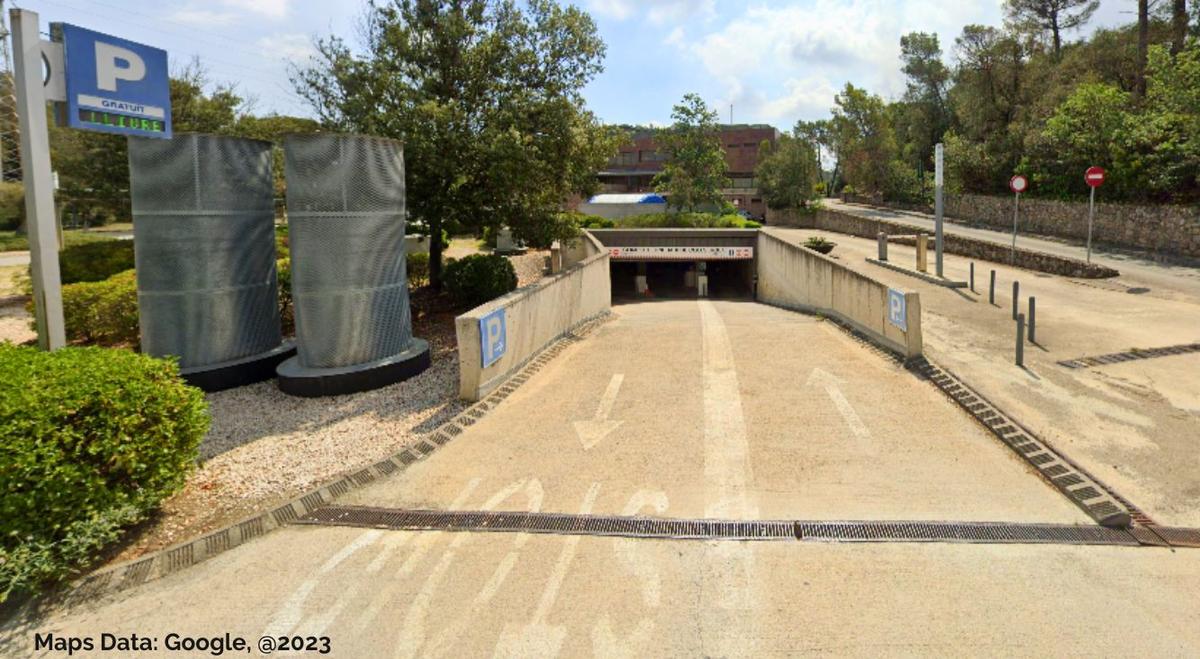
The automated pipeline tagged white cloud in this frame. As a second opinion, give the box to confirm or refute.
[680,0,1000,125]
[587,0,715,24]
[170,0,290,25]
[258,33,317,62]
[664,26,686,49]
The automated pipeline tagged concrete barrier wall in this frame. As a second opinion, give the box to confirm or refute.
[756,228,923,359]
[456,231,610,400]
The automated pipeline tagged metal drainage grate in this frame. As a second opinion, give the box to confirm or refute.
[297,506,793,541]
[292,506,1187,547]
[1058,342,1200,369]
[907,356,1152,528]
[794,521,1139,546]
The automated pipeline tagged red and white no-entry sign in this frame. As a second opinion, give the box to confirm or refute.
[1085,166,1106,188]
[1009,175,1028,194]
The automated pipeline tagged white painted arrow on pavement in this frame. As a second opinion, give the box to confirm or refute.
[573,374,624,450]
[806,367,871,442]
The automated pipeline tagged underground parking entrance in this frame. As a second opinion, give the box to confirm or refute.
[589,228,757,300]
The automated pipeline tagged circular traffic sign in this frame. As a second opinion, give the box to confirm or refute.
[1085,166,1106,188]
[1009,175,1028,194]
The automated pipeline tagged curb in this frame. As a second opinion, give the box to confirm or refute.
[47,312,615,609]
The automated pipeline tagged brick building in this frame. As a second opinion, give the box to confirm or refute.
[596,124,779,218]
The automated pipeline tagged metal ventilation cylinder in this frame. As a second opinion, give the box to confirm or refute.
[128,133,295,391]
[275,133,430,397]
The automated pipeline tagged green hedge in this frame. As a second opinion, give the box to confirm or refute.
[0,344,209,601]
[443,254,518,307]
[62,269,140,347]
[277,258,293,336]
[59,239,135,284]
[407,252,430,288]
[613,212,760,229]
[0,182,23,231]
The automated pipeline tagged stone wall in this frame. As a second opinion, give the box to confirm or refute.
[813,208,1119,279]
[938,194,1198,259]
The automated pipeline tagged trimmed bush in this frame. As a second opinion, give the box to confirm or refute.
[0,182,24,231]
[59,239,135,285]
[443,254,518,307]
[0,344,209,600]
[614,212,760,229]
[407,252,430,288]
[60,269,139,347]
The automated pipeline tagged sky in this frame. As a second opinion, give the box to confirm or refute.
[13,0,1138,130]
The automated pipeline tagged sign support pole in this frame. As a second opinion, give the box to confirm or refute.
[1011,190,1019,264]
[1086,185,1095,263]
[934,143,943,278]
[11,8,65,350]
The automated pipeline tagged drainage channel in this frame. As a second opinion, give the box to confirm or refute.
[294,506,1200,548]
[1058,342,1200,369]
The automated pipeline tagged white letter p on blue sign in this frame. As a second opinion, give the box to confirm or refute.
[480,309,506,368]
[887,288,907,331]
[95,41,146,91]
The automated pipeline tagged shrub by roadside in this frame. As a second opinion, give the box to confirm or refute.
[0,344,209,602]
[443,254,518,307]
[612,212,760,229]
[58,240,135,284]
[26,269,139,347]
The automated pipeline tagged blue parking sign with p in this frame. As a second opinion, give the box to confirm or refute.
[57,23,171,139]
[480,308,507,368]
[887,288,907,331]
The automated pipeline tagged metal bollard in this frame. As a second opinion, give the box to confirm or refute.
[1012,281,1020,320]
[969,262,975,292]
[878,232,888,261]
[1016,313,1025,367]
[989,270,996,304]
[1028,297,1037,344]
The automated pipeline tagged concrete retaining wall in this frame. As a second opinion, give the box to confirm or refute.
[812,208,1118,278]
[756,228,923,359]
[455,231,610,401]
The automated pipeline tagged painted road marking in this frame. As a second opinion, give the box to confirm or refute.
[574,373,625,450]
[395,478,541,659]
[806,367,873,449]
[697,300,761,656]
[698,300,756,518]
[493,483,602,658]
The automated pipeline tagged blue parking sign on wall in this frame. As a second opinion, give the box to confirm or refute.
[480,308,507,368]
[57,23,171,139]
[887,288,907,331]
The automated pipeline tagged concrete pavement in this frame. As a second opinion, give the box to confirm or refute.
[341,300,1087,523]
[772,227,1200,527]
[9,299,1194,657]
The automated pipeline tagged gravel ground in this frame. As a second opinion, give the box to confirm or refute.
[27,250,548,566]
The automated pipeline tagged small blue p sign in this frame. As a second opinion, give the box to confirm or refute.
[887,288,907,331]
[480,308,506,368]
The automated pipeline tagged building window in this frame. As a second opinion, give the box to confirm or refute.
[730,177,756,189]
[743,143,758,149]
[639,150,665,162]
[609,152,637,166]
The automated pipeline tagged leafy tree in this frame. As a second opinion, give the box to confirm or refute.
[898,32,952,171]
[1004,0,1099,57]
[795,118,839,194]
[293,0,619,289]
[755,133,817,209]
[652,93,728,212]
[1023,82,1132,197]
[831,84,896,195]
